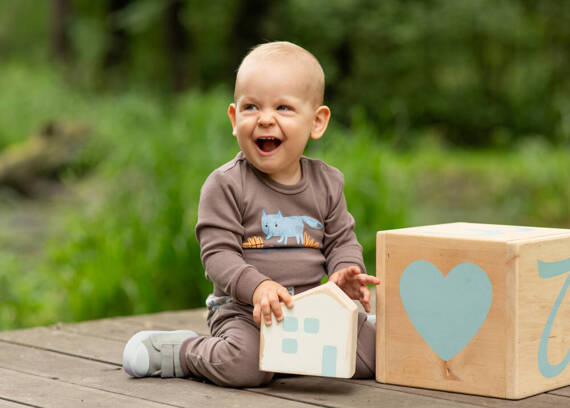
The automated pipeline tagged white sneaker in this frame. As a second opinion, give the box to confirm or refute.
[122,330,198,378]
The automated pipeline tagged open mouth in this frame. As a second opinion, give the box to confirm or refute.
[255,137,282,153]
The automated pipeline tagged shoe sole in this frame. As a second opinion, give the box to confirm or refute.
[123,330,196,377]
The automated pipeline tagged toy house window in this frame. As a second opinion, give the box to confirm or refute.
[282,338,298,353]
[282,316,298,332]
[304,318,320,334]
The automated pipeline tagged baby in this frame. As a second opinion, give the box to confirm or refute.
[122,41,379,387]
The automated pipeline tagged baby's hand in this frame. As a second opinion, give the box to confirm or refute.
[329,266,380,313]
[252,280,294,326]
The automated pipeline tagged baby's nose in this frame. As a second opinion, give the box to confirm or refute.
[257,112,275,126]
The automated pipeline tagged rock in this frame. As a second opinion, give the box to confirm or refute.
[0,120,89,196]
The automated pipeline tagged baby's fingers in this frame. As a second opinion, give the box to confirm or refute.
[278,287,294,309]
[260,297,273,326]
[347,266,361,276]
[360,286,371,313]
[269,292,284,322]
[356,274,380,286]
[329,271,342,286]
[253,304,261,326]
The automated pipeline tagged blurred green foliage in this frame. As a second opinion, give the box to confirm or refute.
[47,89,233,321]
[269,0,570,146]
[1,0,569,146]
[0,252,59,328]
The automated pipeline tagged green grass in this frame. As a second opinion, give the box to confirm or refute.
[0,62,568,330]
[46,89,234,322]
[396,141,570,229]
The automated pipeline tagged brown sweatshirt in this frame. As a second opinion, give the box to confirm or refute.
[196,152,366,305]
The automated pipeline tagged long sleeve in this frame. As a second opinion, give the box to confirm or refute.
[195,169,269,304]
[321,172,367,277]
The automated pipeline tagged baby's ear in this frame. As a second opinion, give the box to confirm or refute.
[310,105,331,140]
[228,103,238,137]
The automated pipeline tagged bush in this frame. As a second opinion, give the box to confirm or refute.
[45,89,235,321]
[0,252,58,328]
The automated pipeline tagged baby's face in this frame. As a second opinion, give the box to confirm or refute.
[228,58,329,185]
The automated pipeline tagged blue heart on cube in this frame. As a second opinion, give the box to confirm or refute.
[400,260,493,361]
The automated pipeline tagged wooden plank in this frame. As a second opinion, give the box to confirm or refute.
[253,375,480,408]
[0,327,123,365]
[0,341,119,379]
[346,379,568,408]
[54,319,160,342]
[0,399,33,407]
[0,342,313,408]
[0,367,172,408]
[122,309,210,333]
[0,316,207,367]
[55,312,209,342]
[0,324,496,408]
[548,386,570,397]
[58,309,210,340]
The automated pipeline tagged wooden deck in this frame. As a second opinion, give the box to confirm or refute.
[0,308,568,408]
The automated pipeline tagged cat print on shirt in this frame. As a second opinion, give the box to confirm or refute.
[261,209,323,246]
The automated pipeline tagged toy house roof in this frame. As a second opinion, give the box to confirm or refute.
[293,282,357,312]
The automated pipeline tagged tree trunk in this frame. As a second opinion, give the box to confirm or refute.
[50,0,73,64]
[102,0,131,71]
[230,0,272,70]
[165,0,190,91]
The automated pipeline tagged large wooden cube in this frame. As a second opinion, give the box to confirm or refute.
[376,222,570,399]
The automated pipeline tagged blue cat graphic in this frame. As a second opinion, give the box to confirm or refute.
[261,210,323,246]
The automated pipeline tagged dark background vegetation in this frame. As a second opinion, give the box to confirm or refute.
[0,0,568,329]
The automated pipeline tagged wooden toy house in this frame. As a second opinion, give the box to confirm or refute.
[376,222,570,399]
[260,281,358,378]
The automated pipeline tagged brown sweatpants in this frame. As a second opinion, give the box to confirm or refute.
[180,302,376,387]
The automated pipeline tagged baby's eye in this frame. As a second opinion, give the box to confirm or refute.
[244,104,258,111]
[277,105,291,111]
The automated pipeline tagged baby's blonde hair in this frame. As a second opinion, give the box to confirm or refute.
[234,41,325,106]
